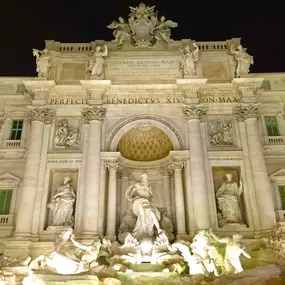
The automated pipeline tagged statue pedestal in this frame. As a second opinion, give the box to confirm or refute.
[222,223,247,229]
[46,226,65,233]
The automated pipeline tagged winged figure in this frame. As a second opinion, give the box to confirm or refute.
[107,17,131,47]
[152,16,178,43]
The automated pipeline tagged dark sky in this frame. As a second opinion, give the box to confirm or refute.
[1,0,284,76]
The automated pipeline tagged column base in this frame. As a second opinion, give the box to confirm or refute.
[104,234,117,242]
[12,232,32,241]
[78,231,100,240]
[176,233,189,241]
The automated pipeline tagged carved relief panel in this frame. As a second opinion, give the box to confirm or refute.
[208,119,234,146]
[212,167,247,229]
[53,118,81,150]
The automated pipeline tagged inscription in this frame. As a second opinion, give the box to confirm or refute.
[106,57,181,80]
[48,159,82,163]
[104,97,184,104]
[198,96,241,103]
[47,98,88,105]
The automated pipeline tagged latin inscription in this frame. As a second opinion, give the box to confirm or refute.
[106,57,181,80]
[47,98,88,105]
[198,96,241,103]
[104,97,184,104]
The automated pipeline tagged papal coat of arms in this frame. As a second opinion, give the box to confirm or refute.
[107,3,178,48]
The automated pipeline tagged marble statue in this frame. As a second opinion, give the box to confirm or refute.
[86,45,108,79]
[209,120,233,145]
[172,230,223,276]
[47,176,76,228]
[151,15,178,44]
[33,48,51,78]
[108,3,177,48]
[54,119,80,148]
[216,173,244,227]
[209,230,251,274]
[125,173,162,240]
[28,228,116,277]
[107,17,131,47]
[180,43,199,76]
[230,44,253,77]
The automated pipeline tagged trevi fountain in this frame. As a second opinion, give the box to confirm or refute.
[0,2,285,285]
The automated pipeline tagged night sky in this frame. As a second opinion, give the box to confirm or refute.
[1,0,284,76]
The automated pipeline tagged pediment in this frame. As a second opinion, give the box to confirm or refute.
[270,169,285,178]
[0,173,21,182]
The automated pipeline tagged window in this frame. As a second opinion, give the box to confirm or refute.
[9,120,23,140]
[264,116,280,136]
[278,185,285,210]
[0,190,12,215]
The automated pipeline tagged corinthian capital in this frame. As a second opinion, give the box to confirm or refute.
[233,103,260,122]
[184,104,207,121]
[27,105,55,124]
[106,162,119,171]
[0,115,6,132]
[82,105,105,123]
[172,161,185,170]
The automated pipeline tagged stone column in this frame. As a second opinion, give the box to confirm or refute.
[15,106,55,238]
[121,168,131,219]
[106,162,119,241]
[234,103,276,230]
[184,104,210,230]
[81,105,105,237]
[160,167,172,218]
[98,161,107,235]
[184,158,195,236]
[172,161,186,236]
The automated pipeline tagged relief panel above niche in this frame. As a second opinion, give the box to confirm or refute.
[58,62,86,81]
[53,118,81,150]
[200,53,233,81]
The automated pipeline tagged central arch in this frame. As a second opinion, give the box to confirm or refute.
[105,115,185,152]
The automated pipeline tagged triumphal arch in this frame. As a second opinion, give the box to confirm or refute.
[1,3,285,284]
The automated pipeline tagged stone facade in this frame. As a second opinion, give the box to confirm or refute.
[0,7,285,268]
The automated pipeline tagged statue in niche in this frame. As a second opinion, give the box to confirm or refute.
[180,43,199,77]
[86,45,108,79]
[209,230,251,274]
[107,17,131,47]
[230,44,253,77]
[125,173,162,240]
[54,119,80,148]
[33,48,51,78]
[209,120,233,146]
[47,176,76,228]
[216,172,244,227]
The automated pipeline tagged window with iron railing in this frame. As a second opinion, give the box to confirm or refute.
[264,116,280,137]
[9,120,23,140]
[0,189,12,215]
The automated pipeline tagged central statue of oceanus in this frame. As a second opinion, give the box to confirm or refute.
[125,173,162,239]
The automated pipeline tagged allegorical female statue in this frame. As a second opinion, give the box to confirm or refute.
[216,173,244,227]
[32,48,51,78]
[125,173,162,239]
[48,176,76,228]
[230,44,253,77]
[86,45,108,79]
[180,43,199,77]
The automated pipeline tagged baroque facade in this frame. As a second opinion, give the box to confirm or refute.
[1,3,285,284]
